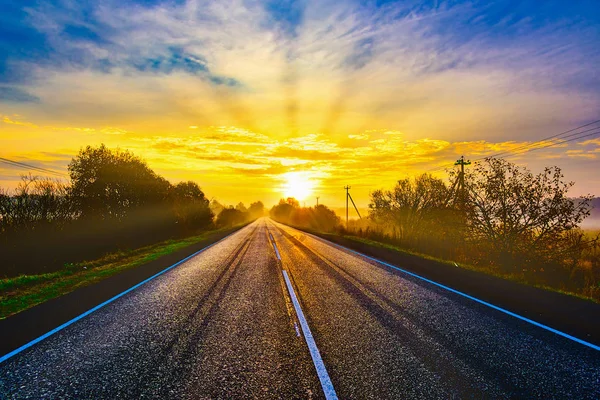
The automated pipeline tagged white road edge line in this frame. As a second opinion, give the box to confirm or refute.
[282,270,338,400]
[0,227,246,364]
[269,232,281,260]
[294,226,600,352]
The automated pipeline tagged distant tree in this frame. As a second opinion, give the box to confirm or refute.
[286,197,300,207]
[216,207,247,227]
[248,201,265,219]
[269,200,340,232]
[235,202,247,213]
[465,158,592,269]
[171,181,213,230]
[0,174,74,234]
[68,144,170,220]
[369,174,450,240]
[209,199,225,217]
[310,204,340,232]
[270,199,296,223]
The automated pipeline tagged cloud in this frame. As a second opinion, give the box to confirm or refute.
[579,138,600,147]
[566,150,596,159]
[0,86,40,103]
[2,0,597,138]
[1,0,600,201]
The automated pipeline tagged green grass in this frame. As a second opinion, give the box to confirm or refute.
[338,234,522,278]
[0,226,242,319]
[342,233,600,303]
[275,218,600,302]
[290,225,598,303]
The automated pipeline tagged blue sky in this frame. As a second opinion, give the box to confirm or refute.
[2,0,599,101]
[1,0,600,205]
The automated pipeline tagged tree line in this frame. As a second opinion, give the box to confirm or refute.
[271,158,598,299]
[0,144,263,277]
[270,197,340,232]
[362,158,598,299]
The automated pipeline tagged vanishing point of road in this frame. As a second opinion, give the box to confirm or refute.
[1,218,599,399]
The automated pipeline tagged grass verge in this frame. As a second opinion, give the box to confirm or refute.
[0,226,242,319]
[284,223,599,304]
[340,235,599,303]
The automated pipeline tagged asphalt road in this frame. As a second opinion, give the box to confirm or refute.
[1,218,599,399]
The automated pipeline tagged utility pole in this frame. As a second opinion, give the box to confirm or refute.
[454,155,471,210]
[316,196,320,207]
[344,186,350,226]
[344,185,362,227]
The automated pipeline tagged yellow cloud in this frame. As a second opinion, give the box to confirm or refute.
[1,115,39,128]
[348,134,369,140]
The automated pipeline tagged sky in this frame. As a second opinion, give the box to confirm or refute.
[1,0,600,210]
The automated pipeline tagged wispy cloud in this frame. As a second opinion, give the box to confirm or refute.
[1,0,599,203]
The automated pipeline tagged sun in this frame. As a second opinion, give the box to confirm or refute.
[282,171,314,201]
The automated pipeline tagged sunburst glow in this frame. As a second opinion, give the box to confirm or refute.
[282,172,315,201]
[0,1,598,206]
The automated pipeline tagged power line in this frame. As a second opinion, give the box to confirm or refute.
[0,157,68,178]
[426,120,600,172]
[500,127,600,160]
[472,124,600,162]
[0,157,67,177]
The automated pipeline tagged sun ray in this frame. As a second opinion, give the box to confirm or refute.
[282,171,314,201]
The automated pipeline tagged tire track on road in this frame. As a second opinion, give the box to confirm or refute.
[161,227,256,356]
[149,228,257,396]
[275,225,511,398]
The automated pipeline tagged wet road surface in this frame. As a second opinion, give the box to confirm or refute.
[1,218,599,399]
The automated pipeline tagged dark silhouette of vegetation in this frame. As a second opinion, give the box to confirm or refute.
[0,175,74,234]
[171,181,213,232]
[216,207,248,228]
[209,199,225,217]
[216,201,264,228]
[0,144,261,278]
[464,159,591,270]
[270,198,340,232]
[351,158,599,300]
[267,158,599,300]
[69,144,171,220]
[369,174,462,257]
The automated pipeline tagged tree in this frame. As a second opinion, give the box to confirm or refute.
[171,181,205,202]
[0,174,73,233]
[465,158,592,270]
[310,204,340,232]
[210,199,225,217]
[171,181,213,230]
[270,199,296,223]
[369,174,450,240]
[248,201,265,219]
[68,144,170,220]
[216,207,247,227]
[286,197,300,207]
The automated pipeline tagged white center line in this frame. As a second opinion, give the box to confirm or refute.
[269,232,281,260]
[293,322,301,337]
[282,270,338,400]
